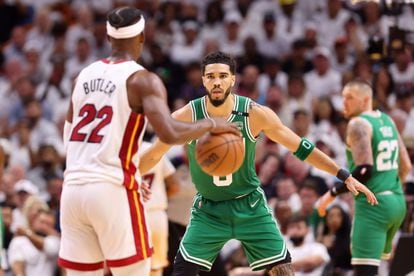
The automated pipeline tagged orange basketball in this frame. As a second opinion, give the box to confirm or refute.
[195,132,245,176]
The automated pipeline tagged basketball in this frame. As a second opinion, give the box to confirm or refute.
[195,132,245,176]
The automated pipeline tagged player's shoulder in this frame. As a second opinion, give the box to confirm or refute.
[348,116,371,129]
[172,103,192,122]
[248,100,273,118]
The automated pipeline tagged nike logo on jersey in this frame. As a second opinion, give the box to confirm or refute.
[250,198,260,208]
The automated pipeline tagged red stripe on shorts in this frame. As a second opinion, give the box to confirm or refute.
[58,257,104,271]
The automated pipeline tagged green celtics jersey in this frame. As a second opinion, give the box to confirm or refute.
[346,111,403,199]
[188,95,260,201]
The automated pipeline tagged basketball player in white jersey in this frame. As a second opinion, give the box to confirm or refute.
[58,7,239,276]
[140,140,178,276]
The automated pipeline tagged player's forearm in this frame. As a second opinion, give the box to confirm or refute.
[305,148,340,177]
[397,134,412,182]
[139,141,171,174]
[158,118,214,144]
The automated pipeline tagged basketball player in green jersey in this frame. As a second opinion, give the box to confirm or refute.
[140,52,377,276]
[318,80,412,276]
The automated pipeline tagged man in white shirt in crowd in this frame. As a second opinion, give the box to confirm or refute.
[286,215,330,276]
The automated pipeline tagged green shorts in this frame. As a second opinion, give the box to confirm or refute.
[351,192,406,266]
[179,188,288,271]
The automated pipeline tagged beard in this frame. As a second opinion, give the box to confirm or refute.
[207,87,232,107]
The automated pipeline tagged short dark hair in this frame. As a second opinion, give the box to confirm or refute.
[107,7,143,28]
[201,51,236,75]
[287,214,308,226]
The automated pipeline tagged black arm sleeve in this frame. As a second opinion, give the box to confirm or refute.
[330,164,373,196]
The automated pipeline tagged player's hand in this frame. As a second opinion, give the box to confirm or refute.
[316,192,335,217]
[345,176,378,205]
[209,117,241,136]
[141,181,152,202]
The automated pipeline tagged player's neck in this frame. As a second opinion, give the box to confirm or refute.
[108,50,138,62]
[206,94,235,118]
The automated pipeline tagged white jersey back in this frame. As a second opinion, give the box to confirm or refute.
[65,59,147,188]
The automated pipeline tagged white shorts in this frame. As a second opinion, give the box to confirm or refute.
[147,209,169,269]
[58,183,153,271]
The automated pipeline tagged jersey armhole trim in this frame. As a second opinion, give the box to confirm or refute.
[244,98,256,142]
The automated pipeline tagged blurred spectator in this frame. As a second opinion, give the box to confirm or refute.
[314,0,351,49]
[9,208,60,276]
[0,0,28,45]
[65,4,95,55]
[275,177,302,213]
[258,57,288,100]
[36,55,71,123]
[27,144,63,200]
[264,85,284,114]
[297,178,327,239]
[11,179,39,233]
[282,39,313,75]
[278,0,305,46]
[26,7,54,63]
[286,215,330,276]
[304,47,342,110]
[8,120,34,170]
[92,16,111,59]
[237,64,260,102]
[257,152,282,200]
[219,10,245,58]
[170,20,204,67]
[359,1,392,41]
[8,77,53,126]
[147,43,183,108]
[317,205,352,275]
[3,26,27,63]
[237,36,265,73]
[179,62,204,102]
[22,40,50,85]
[17,100,62,155]
[64,37,95,82]
[273,200,293,235]
[200,0,224,42]
[389,47,414,89]
[255,12,290,60]
[279,74,312,128]
[331,37,354,74]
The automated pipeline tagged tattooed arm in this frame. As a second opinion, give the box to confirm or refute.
[346,117,373,166]
[397,132,412,182]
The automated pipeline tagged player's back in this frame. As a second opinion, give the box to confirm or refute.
[65,59,147,187]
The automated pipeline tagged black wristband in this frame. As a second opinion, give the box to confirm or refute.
[330,181,348,197]
[336,168,351,182]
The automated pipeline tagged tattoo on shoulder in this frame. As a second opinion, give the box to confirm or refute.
[348,118,373,164]
[249,101,260,110]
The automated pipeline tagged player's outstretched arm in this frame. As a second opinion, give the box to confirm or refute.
[128,71,239,145]
[139,139,171,175]
[397,132,412,182]
[254,104,377,206]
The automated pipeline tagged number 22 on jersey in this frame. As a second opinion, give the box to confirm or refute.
[70,104,113,143]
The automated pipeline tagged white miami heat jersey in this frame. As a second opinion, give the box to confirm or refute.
[65,59,147,189]
[139,141,176,211]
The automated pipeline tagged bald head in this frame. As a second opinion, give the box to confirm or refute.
[343,80,373,98]
[342,80,373,118]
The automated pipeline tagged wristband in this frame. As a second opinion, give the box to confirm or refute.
[294,137,315,161]
[336,168,351,182]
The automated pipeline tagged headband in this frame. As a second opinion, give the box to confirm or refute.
[106,17,145,39]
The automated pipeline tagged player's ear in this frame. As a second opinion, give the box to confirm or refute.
[231,75,236,86]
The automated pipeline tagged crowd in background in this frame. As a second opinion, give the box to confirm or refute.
[0,0,414,275]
